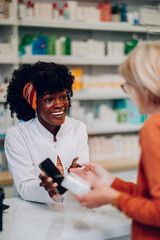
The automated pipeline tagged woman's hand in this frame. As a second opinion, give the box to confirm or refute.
[73,170,120,208]
[39,171,60,199]
[70,162,115,186]
[70,163,119,208]
[68,157,82,171]
[76,181,120,208]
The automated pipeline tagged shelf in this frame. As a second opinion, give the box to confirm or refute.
[19,19,147,32]
[87,123,143,135]
[73,90,127,100]
[0,56,19,64]
[0,170,13,186]
[99,158,138,171]
[19,55,126,65]
[0,18,18,26]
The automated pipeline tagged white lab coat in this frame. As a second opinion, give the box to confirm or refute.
[5,116,89,204]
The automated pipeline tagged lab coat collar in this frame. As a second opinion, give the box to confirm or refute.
[34,116,69,142]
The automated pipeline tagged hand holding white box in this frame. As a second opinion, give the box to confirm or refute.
[61,172,91,195]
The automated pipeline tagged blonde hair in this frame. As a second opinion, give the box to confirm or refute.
[119,41,160,103]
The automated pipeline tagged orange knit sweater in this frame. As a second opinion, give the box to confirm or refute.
[111,113,160,240]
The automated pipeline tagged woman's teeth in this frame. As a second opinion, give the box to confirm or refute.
[52,111,64,116]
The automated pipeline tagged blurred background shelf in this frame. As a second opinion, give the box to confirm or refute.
[0,56,19,64]
[0,170,13,186]
[0,19,18,26]
[87,123,142,135]
[73,90,128,100]
[19,56,126,65]
[19,19,147,32]
[99,158,138,171]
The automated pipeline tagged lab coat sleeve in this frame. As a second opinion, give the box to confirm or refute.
[5,127,55,204]
[76,122,89,165]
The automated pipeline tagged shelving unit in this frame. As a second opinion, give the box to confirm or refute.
[0,0,17,188]
[0,171,13,186]
[87,123,142,135]
[19,55,126,65]
[0,19,18,26]
[73,90,128,100]
[19,19,148,32]
[0,56,19,64]
[100,158,139,171]
[1,0,158,176]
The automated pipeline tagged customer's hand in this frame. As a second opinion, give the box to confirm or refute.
[76,178,120,208]
[39,171,60,199]
[70,162,115,186]
[71,163,120,208]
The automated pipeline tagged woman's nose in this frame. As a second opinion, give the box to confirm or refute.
[53,98,63,107]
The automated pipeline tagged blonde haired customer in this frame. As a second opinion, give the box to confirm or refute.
[71,41,160,239]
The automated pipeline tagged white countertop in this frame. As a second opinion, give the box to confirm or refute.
[1,193,131,240]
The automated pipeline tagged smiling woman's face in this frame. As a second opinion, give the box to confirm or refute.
[37,90,69,134]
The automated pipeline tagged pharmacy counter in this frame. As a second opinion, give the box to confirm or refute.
[1,194,131,240]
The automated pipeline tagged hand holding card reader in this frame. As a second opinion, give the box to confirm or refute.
[39,158,67,194]
[39,158,91,196]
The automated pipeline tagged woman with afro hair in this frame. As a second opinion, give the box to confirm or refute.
[4,61,89,204]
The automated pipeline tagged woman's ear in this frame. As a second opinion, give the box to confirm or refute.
[144,88,150,97]
[144,88,160,105]
[143,88,152,102]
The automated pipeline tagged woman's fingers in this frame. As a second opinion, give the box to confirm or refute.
[73,157,79,161]
[70,165,95,177]
[83,162,97,168]
[48,184,60,197]
[52,182,57,187]
[39,171,47,177]
[69,168,83,174]
[69,157,82,169]
[39,171,59,197]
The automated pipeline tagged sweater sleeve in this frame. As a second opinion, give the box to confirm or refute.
[115,116,160,227]
[111,177,137,194]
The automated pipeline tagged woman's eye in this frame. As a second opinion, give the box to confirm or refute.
[44,98,53,102]
[60,95,67,100]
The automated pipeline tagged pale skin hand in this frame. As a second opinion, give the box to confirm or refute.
[70,162,115,186]
[72,170,120,208]
[76,181,120,208]
[70,162,120,208]
[39,157,81,199]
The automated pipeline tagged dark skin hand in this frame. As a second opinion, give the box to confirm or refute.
[39,157,82,199]
[68,157,82,171]
[39,172,59,198]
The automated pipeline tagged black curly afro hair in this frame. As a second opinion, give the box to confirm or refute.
[6,61,74,121]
